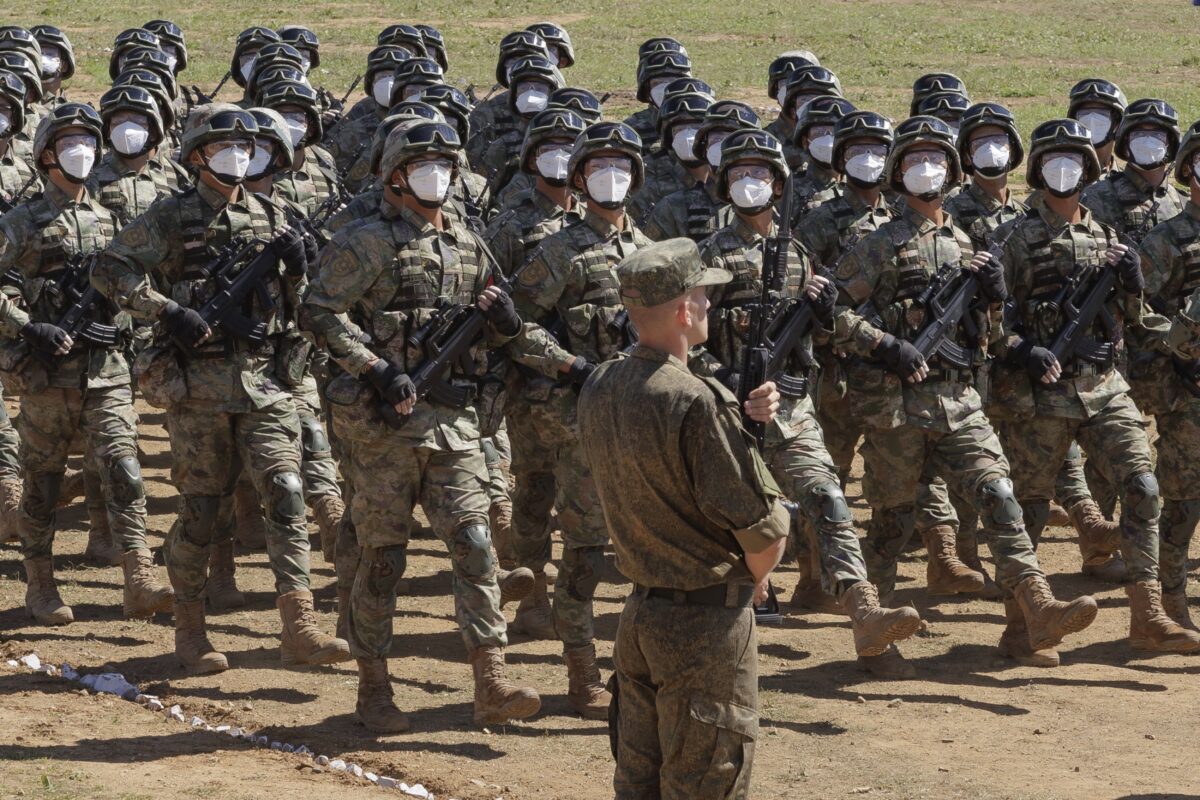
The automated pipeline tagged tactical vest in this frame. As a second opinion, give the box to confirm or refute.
[1164,217,1200,312]
[1111,173,1184,242]
[96,162,177,225]
[27,197,120,336]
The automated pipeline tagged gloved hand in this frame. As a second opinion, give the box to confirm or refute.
[1023,344,1060,382]
[21,321,70,357]
[365,359,416,406]
[160,301,211,348]
[1114,246,1144,293]
[274,225,308,277]
[302,229,319,268]
[973,250,1007,303]
[481,288,522,336]
[566,356,596,387]
[810,276,838,324]
[872,333,926,381]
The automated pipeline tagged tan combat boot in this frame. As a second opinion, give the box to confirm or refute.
[312,494,345,564]
[205,540,245,611]
[841,581,921,657]
[489,497,516,569]
[355,658,411,733]
[0,477,20,543]
[857,645,916,679]
[564,643,611,720]
[23,557,73,625]
[233,480,266,550]
[510,571,557,639]
[1069,499,1127,582]
[173,599,228,674]
[83,511,122,567]
[54,468,84,510]
[277,589,352,665]
[789,548,842,614]
[921,524,985,596]
[1127,581,1200,652]
[1161,590,1198,633]
[1047,502,1070,528]
[956,534,1003,600]
[121,549,174,619]
[468,646,541,726]
[1013,575,1098,651]
[498,565,534,608]
[997,597,1059,667]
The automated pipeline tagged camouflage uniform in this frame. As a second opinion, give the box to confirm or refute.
[466,94,519,171]
[273,145,340,219]
[627,149,695,226]
[89,150,188,225]
[642,180,730,243]
[622,106,659,153]
[765,115,808,173]
[0,139,39,206]
[788,161,841,224]
[329,102,386,176]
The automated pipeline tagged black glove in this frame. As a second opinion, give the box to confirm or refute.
[1023,344,1059,381]
[976,251,1008,303]
[365,359,416,406]
[872,333,925,380]
[160,301,211,348]
[275,225,308,277]
[302,230,319,268]
[21,321,70,356]
[566,357,597,387]
[810,276,838,324]
[1115,246,1144,293]
[482,288,522,336]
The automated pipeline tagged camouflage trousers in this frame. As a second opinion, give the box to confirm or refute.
[1150,400,1200,593]
[332,402,502,658]
[613,591,758,800]
[163,399,310,603]
[507,383,610,649]
[860,411,1042,596]
[1001,392,1159,584]
[16,384,146,559]
[763,412,868,595]
[0,393,20,481]
[814,369,863,487]
[481,424,511,506]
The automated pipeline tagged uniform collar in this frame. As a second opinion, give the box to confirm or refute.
[732,213,768,244]
[532,186,571,217]
[804,161,837,186]
[1030,191,1094,230]
[583,206,630,239]
[965,180,1012,212]
[900,202,954,234]
[196,178,248,211]
[391,202,458,238]
[1122,163,1170,197]
[630,345,690,373]
[43,180,96,212]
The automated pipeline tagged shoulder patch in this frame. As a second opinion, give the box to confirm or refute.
[118,219,150,248]
[518,257,550,287]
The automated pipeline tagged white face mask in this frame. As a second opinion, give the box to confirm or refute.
[845,152,885,185]
[776,85,789,109]
[372,74,394,107]
[164,52,179,72]
[547,49,561,67]
[808,133,834,165]
[239,55,256,84]
[730,176,773,210]
[515,85,549,115]
[406,161,452,205]
[208,145,251,183]
[947,123,961,141]
[247,139,275,177]
[40,54,62,78]
[586,165,632,206]
[535,147,570,183]
[57,142,95,182]
[649,81,668,108]
[902,161,947,195]
[299,54,311,73]
[1077,110,1111,145]
[111,121,150,156]
[0,111,10,137]
[706,133,729,170]
[1041,155,1084,195]
[282,113,308,148]
[971,141,1011,171]
[402,85,424,102]
[1129,133,1169,167]
[671,125,699,163]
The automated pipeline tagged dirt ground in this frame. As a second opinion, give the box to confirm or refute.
[2,401,1199,800]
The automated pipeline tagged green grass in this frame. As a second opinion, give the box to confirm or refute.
[6,0,1199,144]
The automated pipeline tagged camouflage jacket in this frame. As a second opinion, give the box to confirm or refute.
[88,150,189,225]
[485,187,581,277]
[95,180,302,412]
[834,203,987,432]
[274,145,341,219]
[302,201,514,449]
[623,106,660,151]
[478,122,526,198]
[0,140,39,210]
[491,171,535,214]
[0,182,127,389]
[466,93,519,171]
[642,179,731,243]
[765,115,808,172]
[795,188,895,270]
[995,192,1137,420]
[511,208,650,372]
[1080,164,1186,244]
[326,186,383,237]
[328,100,385,176]
[943,181,1027,251]
[628,149,696,227]
[788,162,841,226]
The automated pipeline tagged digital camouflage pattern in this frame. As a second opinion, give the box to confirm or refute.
[484,187,580,277]
[787,161,841,225]
[274,144,340,219]
[627,150,697,227]
[943,182,1027,250]
[1080,164,1186,241]
[89,150,189,225]
[642,180,730,243]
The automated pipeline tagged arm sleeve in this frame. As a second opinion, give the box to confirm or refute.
[300,228,387,376]
[93,211,175,322]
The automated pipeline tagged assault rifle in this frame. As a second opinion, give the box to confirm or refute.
[318,74,363,130]
[0,172,40,215]
[37,251,121,362]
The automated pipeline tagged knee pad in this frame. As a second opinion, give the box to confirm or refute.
[979,477,1022,526]
[364,545,408,597]
[267,471,305,523]
[562,546,606,602]
[179,494,221,547]
[108,455,145,504]
[480,437,500,467]
[452,523,497,580]
[299,417,330,460]
[23,471,63,519]
[812,483,853,526]
[1125,472,1161,523]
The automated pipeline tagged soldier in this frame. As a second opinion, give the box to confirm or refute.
[507,121,650,717]
[777,65,843,172]
[228,26,282,106]
[111,67,182,181]
[0,33,45,158]
[915,92,970,143]
[330,38,421,159]
[465,31,550,169]
[526,22,575,70]
[414,25,448,72]
[643,100,759,242]
[302,121,540,732]
[627,84,712,226]
[788,95,854,222]
[1067,78,1126,177]
[95,104,350,673]
[835,116,1099,671]
[623,44,691,152]
[257,80,341,218]
[1136,119,1200,631]
[477,56,564,198]
[549,87,604,125]
[29,25,73,106]
[578,237,789,800]
[277,25,320,75]
[108,28,160,80]
[701,130,921,676]
[763,51,820,169]
[994,117,1199,655]
[0,70,40,208]
[142,20,187,76]
[0,103,172,624]
[909,72,969,117]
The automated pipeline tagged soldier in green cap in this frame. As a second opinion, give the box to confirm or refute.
[580,236,787,800]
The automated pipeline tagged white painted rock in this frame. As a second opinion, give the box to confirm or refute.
[17,654,40,670]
